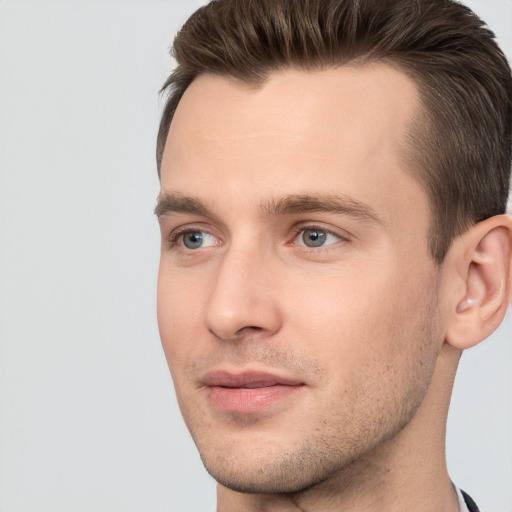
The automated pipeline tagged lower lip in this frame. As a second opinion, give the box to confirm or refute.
[207,385,304,413]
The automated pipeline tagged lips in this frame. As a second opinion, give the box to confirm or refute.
[202,370,305,413]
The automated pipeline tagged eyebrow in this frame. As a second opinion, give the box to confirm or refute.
[155,192,382,225]
[155,193,211,219]
[262,194,382,224]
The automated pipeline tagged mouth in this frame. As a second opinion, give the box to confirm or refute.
[201,370,305,413]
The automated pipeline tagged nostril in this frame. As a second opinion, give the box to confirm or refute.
[208,325,267,342]
[236,326,265,335]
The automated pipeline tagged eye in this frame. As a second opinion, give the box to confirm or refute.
[179,230,220,250]
[294,228,341,248]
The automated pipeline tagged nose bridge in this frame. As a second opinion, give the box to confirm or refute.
[204,239,281,341]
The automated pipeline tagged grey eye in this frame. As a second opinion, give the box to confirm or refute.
[180,230,219,250]
[183,231,205,249]
[302,229,327,247]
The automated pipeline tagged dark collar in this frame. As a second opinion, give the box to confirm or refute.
[461,490,480,512]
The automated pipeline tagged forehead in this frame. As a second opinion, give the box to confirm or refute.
[160,65,429,243]
[163,64,420,165]
[162,64,421,185]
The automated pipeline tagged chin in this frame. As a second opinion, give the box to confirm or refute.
[195,433,361,496]
[202,457,330,495]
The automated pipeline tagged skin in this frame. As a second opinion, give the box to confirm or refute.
[156,65,512,511]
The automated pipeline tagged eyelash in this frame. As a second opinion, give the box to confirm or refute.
[166,224,348,251]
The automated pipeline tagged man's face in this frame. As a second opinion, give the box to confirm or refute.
[157,65,445,493]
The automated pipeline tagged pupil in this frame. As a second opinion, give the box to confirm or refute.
[303,229,326,247]
[184,232,203,249]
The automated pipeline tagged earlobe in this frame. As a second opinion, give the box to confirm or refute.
[445,215,512,350]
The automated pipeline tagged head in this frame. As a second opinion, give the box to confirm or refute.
[155,0,512,503]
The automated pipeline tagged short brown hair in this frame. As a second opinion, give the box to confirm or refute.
[157,0,512,263]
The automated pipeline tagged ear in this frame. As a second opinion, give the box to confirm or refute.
[445,214,512,350]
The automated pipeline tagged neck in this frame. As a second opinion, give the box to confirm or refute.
[216,344,462,512]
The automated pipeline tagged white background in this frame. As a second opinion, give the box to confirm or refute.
[0,1,510,511]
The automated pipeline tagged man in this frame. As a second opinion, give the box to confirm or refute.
[154,0,512,510]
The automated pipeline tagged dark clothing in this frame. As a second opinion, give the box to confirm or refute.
[461,490,480,512]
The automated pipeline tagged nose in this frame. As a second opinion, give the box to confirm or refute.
[204,245,282,342]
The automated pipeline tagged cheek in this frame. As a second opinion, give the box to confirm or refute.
[157,270,210,426]
[156,266,205,378]
[284,256,438,379]
[286,263,440,437]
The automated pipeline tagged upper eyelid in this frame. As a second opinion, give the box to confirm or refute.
[290,222,352,240]
[295,226,342,237]
[169,225,220,242]
[165,221,216,235]
[157,209,229,236]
